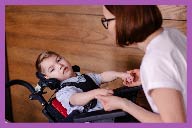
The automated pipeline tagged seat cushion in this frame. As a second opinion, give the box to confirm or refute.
[51,98,68,118]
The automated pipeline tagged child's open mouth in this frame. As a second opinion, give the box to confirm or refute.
[63,67,68,74]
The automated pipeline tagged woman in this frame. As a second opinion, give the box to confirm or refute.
[96,5,186,122]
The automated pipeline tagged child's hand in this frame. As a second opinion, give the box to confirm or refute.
[125,73,134,84]
[93,88,113,97]
[121,72,134,85]
[124,69,141,87]
[95,95,128,111]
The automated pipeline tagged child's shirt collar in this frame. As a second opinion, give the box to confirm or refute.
[60,72,86,85]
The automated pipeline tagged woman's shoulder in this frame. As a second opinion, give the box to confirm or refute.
[163,27,186,38]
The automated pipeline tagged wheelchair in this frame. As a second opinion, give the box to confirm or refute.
[6,66,142,123]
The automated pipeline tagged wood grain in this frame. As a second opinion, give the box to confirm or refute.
[6,5,186,122]
[6,5,186,20]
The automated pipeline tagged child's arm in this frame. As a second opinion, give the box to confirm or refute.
[100,71,133,83]
[69,88,113,106]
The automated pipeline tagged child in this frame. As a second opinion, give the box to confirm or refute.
[35,51,134,115]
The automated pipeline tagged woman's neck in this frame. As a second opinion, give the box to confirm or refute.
[137,27,163,52]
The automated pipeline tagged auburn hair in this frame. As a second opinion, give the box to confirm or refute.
[105,5,162,46]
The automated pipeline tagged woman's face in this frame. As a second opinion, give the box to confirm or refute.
[103,6,116,38]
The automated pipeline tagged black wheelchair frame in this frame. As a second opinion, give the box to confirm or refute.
[6,79,141,122]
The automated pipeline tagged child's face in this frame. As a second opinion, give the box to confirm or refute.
[41,54,74,81]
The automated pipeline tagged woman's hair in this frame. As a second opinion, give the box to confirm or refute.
[104,5,162,46]
[36,51,59,73]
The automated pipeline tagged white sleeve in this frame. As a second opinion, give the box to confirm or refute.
[141,54,183,94]
[87,73,102,86]
[56,86,84,114]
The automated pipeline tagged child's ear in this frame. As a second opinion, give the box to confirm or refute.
[44,75,49,79]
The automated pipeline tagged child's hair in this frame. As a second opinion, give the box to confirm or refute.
[36,51,59,73]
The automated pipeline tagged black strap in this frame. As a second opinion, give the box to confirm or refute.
[83,99,97,113]
[60,74,99,113]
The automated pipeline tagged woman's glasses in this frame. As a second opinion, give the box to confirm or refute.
[101,17,115,29]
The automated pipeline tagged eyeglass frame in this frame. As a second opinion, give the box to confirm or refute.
[101,17,115,29]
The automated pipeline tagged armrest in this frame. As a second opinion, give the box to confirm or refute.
[73,86,142,122]
[113,86,142,102]
[73,109,127,122]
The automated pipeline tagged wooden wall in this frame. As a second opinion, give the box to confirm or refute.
[6,5,186,122]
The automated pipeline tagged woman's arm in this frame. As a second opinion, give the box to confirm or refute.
[96,88,186,122]
[69,88,113,106]
[96,95,162,122]
[150,88,186,122]
[122,88,186,122]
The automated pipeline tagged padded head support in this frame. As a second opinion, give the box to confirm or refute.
[72,65,80,72]
[36,72,61,90]
[36,65,80,90]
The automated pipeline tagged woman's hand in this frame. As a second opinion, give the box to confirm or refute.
[124,69,141,87]
[70,88,113,106]
[95,95,128,111]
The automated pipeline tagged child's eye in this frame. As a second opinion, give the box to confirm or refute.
[57,57,61,62]
[50,68,55,72]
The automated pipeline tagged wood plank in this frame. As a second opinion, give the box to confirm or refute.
[158,5,186,20]
[8,44,143,72]
[6,5,186,20]
[163,20,186,34]
[6,5,103,15]
[6,11,186,47]
[10,85,47,122]
[6,11,113,46]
